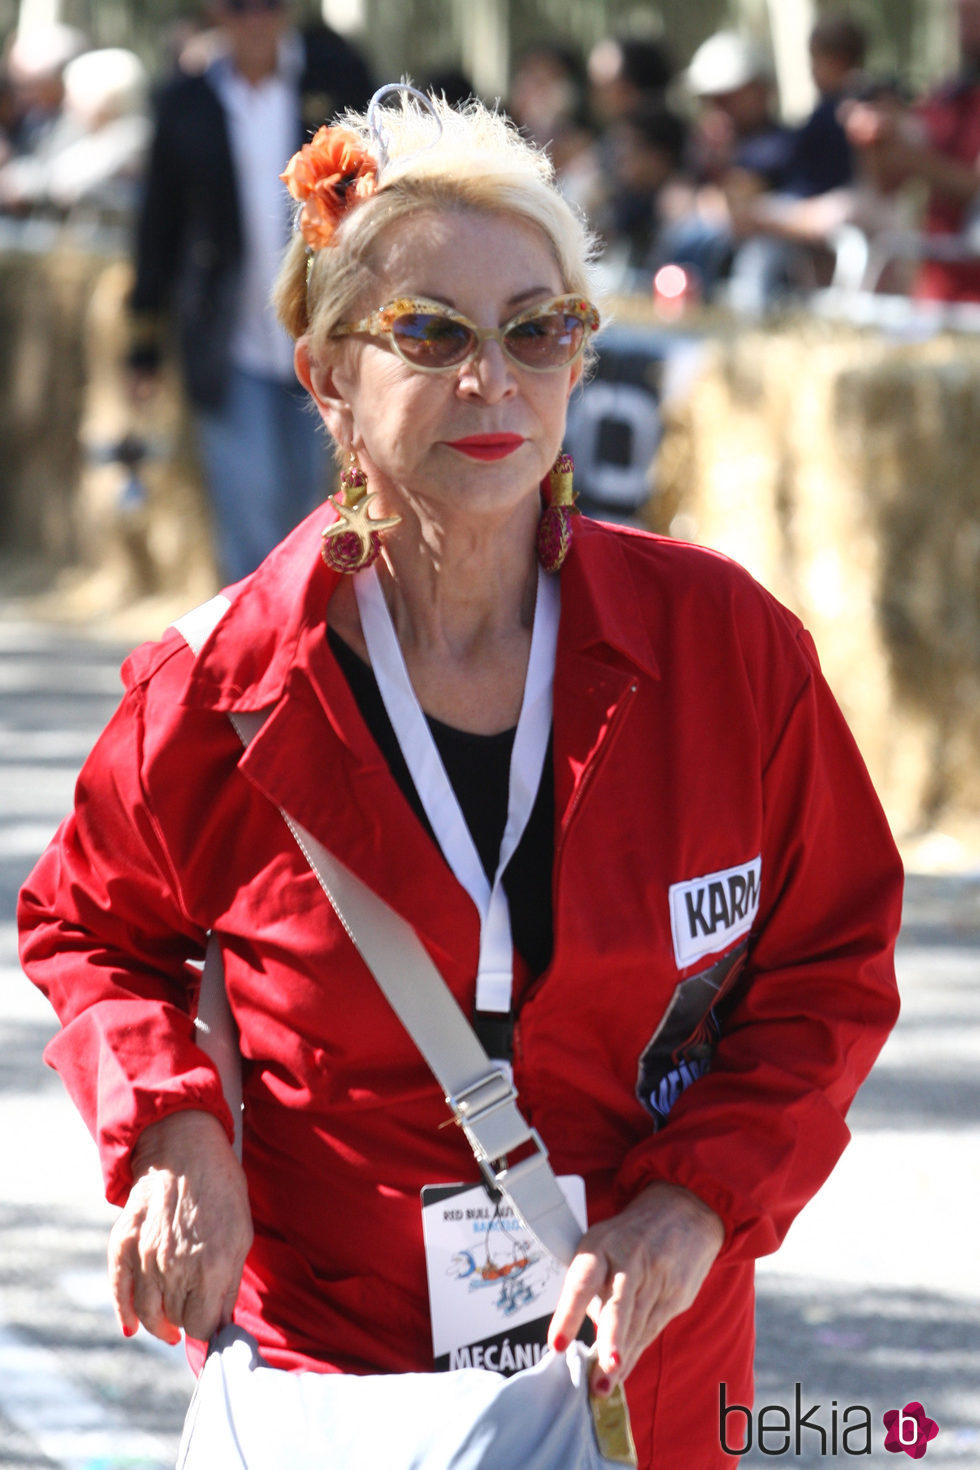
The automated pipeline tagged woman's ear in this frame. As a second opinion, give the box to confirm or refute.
[295,336,353,441]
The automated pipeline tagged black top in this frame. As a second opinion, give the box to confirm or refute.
[328,628,554,993]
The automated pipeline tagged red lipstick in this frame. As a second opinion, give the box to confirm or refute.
[445,434,525,461]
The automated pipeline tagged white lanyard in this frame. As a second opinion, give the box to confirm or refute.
[354,563,558,1017]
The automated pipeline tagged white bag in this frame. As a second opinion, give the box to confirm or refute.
[177,1325,636,1470]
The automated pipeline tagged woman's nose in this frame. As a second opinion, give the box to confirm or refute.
[455,338,518,401]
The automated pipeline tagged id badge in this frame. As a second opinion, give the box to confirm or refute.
[421,1176,587,1375]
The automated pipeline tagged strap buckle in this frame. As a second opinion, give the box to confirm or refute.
[479,1130,553,1210]
[448,1068,515,1122]
[446,1070,544,1203]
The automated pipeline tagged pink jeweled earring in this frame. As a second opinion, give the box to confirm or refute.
[320,455,401,573]
[536,452,576,573]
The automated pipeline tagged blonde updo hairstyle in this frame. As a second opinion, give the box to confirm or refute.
[273,93,599,359]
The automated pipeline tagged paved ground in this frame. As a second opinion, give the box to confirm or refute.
[1,608,977,1468]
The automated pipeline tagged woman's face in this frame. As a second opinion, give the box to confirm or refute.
[305,208,581,527]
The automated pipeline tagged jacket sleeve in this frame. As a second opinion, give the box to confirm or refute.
[614,626,903,1261]
[17,660,235,1207]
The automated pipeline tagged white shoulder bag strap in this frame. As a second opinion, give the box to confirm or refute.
[173,600,583,1267]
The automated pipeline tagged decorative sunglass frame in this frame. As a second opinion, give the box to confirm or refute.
[331,294,601,373]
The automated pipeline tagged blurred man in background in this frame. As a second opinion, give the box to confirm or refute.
[650,31,792,309]
[782,14,866,199]
[718,16,870,303]
[128,0,373,583]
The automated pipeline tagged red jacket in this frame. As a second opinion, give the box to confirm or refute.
[19,511,902,1469]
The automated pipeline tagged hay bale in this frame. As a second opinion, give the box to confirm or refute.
[0,246,94,562]
[650,318,980,839]
[72,255,217,620]
[0,244,217,632]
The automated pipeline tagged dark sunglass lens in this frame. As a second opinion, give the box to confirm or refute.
[505,311,584,368]
[392,312,474,367]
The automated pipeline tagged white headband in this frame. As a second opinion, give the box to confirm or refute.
[366,82,443,180]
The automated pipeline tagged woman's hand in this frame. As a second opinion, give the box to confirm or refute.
[547,1182,725,1397]
[108,1110,253,1345]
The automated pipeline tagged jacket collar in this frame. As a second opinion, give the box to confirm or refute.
[181,506,661,715]
[182,506,340,713]
[558,516,661,681]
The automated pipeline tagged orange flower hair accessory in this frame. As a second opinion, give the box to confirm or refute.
[280,125,378,250]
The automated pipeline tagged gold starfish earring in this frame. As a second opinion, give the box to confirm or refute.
[320,454,401,573]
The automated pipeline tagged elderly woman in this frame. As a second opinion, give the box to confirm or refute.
[19,93,901,1468]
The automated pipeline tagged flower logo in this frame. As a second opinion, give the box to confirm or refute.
[883,1402,939,1458]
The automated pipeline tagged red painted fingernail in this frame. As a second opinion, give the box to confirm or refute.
[595,1375,612,1396]
[122,1324,136,1338]
[609,1350,621,1368]
[553,1335,569,1353]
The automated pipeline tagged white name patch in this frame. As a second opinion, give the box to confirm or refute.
[669,856,762,969]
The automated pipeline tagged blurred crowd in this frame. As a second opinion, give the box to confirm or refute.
[2,4,980,304]
[3,0,979,583]
[0,23,152,224]
[505,3,980,311]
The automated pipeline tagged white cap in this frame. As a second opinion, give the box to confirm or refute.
[686,31,771,96]
[63,48,148,119]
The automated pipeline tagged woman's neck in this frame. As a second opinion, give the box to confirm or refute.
[380,511,538,657]
[327,494,542,733]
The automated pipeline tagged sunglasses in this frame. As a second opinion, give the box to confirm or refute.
[331,294,601,374]
[225,0,284,12]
